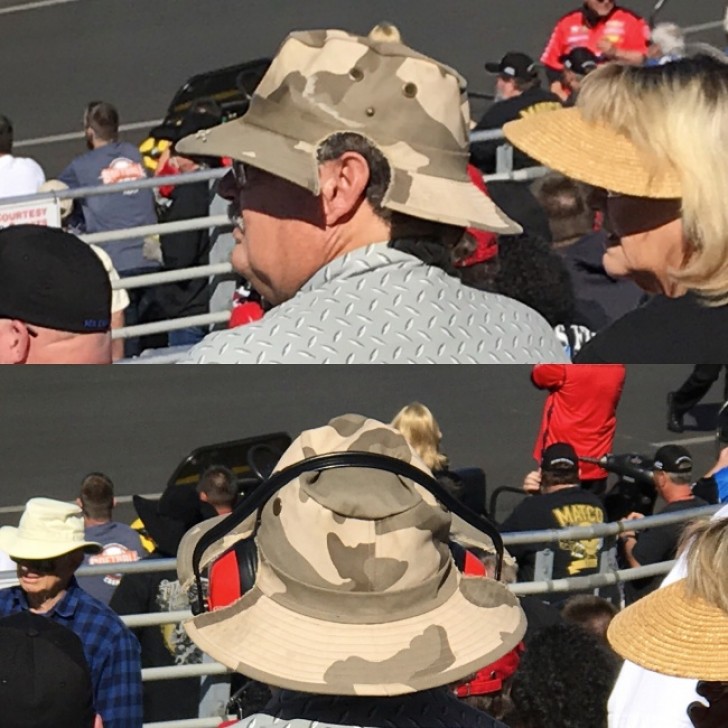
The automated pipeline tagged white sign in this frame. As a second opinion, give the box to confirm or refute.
[0,199,62,229]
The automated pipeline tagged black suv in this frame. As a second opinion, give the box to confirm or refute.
[139,57,271,170]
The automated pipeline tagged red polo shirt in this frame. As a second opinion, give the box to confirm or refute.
[541,6,649,72]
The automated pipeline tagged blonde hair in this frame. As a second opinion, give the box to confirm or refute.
[680,517,728,611]
[367,22,402,44]
[391,402,448,472]
[577,55,728,303]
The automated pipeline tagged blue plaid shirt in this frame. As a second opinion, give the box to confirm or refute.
[0,577,143,728]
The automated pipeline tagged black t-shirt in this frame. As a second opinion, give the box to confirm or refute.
[575,293,728,363]
[471,87,563,173]
[110,557,202,722]
[501,487,606,590]
[626,496,708,602]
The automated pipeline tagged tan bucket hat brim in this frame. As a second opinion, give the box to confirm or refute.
[607,579,728,681]
[503,107,682,199]
[185,573,525,696]
[177,119,522,236]
[0,526,102,561]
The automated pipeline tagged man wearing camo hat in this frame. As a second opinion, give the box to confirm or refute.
[176,28,567,364]
[178,413,526,727]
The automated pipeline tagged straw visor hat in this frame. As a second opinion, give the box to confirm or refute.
[607,578,728,680]
[503,107,682,199]
[0,498,101,560]
[176,29,521,235]
[178,414,526,696]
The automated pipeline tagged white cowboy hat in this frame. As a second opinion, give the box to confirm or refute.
[0,498,102,560]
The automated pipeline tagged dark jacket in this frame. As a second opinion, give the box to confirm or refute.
[231,688,509,728]
[471,87,562,173]
[155,180,213,320]
[575,293,728,363]
[557,230,646,330]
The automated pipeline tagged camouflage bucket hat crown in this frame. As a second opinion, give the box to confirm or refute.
[180,414,525,696]
[176,29,520,235]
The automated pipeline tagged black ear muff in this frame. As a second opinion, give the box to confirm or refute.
[234,536,259,595]
[192,452,504,615]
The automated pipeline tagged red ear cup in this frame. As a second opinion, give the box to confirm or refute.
[208,537,258,611]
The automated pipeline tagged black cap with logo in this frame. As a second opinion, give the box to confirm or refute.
[485,52,538,81]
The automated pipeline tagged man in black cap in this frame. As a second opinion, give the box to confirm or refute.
[110,484,213,723]
[501,443,607,602]
[559,47,599,106]
[153,101,223,346]
[471,51,562,174]
[0,225,112,364]
[621,444,708,603]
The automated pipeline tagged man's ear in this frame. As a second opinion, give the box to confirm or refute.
[0,320,31,364]
[319,152,371,226]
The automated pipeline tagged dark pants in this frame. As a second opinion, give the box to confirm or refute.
[672,365,728,414]
[121,267,164,358]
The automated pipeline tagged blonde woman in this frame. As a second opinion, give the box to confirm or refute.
[607,516,728,727]
[504,54,728,363]
[391,402,487,516]
[391,402,448,472]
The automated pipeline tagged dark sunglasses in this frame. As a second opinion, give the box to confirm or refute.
[13,557,59,574]
[588,187,682,238]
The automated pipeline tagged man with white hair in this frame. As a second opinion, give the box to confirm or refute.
[174,29,567,364]
[0,498,142,728]
[648,22,685,65]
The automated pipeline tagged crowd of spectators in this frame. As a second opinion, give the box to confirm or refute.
[0,369,725,725]
[1,3,726,363]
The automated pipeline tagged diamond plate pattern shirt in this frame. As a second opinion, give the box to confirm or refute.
[181,245,568,364]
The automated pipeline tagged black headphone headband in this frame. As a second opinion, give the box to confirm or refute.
[192,452,504,610]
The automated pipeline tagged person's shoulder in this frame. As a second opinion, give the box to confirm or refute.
[74,585,132,630]
[552,8,584,26]
[664,498,709,513]
[614,6,647,22]
[577,295,728,363]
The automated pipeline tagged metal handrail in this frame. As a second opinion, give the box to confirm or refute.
[0,168,227,206]
[502,503,720,545]
[81,214,230,245]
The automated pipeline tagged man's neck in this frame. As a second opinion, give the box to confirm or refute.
[84,516,111,527]
[27,586,68,614]
[665,487,695,504]
[542,483,579,494]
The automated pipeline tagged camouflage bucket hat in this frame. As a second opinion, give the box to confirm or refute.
[180,414,526,696]
[176,29,521,235]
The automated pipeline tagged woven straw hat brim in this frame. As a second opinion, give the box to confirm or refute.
[503,107,682,199]
[185,575,526,696]
[607,579,728,680]
[177,117,522,235]
[0,526,102,560]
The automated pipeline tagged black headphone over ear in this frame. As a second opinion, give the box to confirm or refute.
[191,452,505,615]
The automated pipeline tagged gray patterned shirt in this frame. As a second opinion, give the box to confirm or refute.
[181,245,568,364]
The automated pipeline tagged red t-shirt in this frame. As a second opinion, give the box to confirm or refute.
[541,6,649,71]
[532,364,626,480]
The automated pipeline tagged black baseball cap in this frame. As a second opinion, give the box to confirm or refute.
[0,225,111,333]
[541,443,579,472]
[0,612,95,728]
[653,445,693,474]
[485,52,538,81]
[559,47,599,75]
